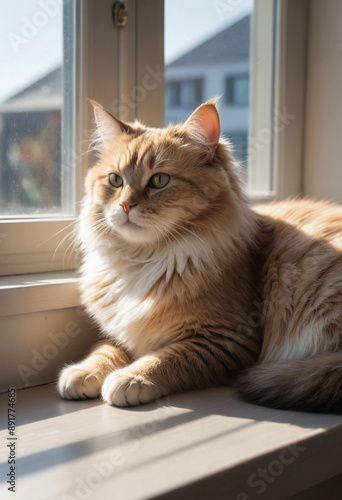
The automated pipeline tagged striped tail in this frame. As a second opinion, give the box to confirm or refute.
[236,352,342,412]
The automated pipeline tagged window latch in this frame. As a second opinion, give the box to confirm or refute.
[112,2,127,28]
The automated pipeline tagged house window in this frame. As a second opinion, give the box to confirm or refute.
[165,82,180,107]
[165,79,203,108]
[225,75,249,106]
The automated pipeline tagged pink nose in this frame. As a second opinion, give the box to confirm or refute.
[120,201,136,214]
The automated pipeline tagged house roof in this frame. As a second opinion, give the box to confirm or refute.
[0,67,62,113]
[167,15,250,68]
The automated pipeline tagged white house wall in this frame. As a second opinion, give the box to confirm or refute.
[165,60,250,138]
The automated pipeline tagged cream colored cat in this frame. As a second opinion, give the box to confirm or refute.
[57,100,342,411]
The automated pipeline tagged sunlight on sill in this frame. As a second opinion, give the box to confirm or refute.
[0,271,79,317]
[1,384,342,500]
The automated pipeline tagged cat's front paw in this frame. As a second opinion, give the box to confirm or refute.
[101,369,162,406]
[57,364,102,400]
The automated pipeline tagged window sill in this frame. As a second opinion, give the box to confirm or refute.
[1,384,342,500]
[0,271,79,317]
[0,218,77,277]
[250,191,276,203]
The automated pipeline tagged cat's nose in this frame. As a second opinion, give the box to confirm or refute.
[120,201,136,214]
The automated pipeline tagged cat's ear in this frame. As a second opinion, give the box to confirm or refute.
[184,101,220,159]
[89,99,130,148]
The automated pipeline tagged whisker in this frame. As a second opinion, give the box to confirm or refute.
[50,223,79,267]
[151,218,186,248]
[160,217,207,247]
[38,219,77,249]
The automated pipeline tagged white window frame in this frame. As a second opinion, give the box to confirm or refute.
[0,0,309,391]
[248,0,308,201]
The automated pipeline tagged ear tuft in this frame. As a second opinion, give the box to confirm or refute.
[89,99,130,150]
[184,101,221,159]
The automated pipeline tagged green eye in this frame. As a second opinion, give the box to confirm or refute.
[148,173,170,189]
[109,173,123,188]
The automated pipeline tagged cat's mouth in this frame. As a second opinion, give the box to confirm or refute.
[114,215,157,244]
[117,212,145,231]
[105,210,155,244]
[124,219,141,229]
[106,209,142,230]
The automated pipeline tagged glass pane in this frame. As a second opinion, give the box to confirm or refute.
[234,75,249,105]
[0,0,74,217]
[164,0,253,174]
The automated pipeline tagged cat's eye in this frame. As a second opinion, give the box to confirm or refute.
[109,173,123,188]
[148,173,170,189]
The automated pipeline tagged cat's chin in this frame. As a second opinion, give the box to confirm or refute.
[104,212,150,245]
[114,221,158,246]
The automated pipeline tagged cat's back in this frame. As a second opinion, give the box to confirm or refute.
[254,198,342,245]
[253,198,342,362]
[253,198,342,296]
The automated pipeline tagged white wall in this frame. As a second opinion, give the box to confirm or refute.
[304,0,342,202]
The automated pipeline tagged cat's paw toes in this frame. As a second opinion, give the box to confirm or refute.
[101,370,161,407]
[57,364,102,400]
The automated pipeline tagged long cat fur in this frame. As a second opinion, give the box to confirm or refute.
[57,100,342,412]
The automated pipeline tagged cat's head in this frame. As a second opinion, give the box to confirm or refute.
[82,100,246,248]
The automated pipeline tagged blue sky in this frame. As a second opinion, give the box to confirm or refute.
[165,0,252,63]
[0,0,62,103]
[0,0,252,103]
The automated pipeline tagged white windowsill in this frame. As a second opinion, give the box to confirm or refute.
[0,271,79,317]
[250,191,277,203]
[1,384,342,500]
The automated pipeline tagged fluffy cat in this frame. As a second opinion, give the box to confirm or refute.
[57,100,342,412]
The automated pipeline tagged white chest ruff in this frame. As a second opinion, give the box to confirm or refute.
[81,245,197,357]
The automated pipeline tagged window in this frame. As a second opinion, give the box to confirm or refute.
[0,0,77,276]
[165,81,180,107]
[165,79,203,108]
[164,0,253,179]
[0,2,74,217]
[225,75,249,106]
[163,0,306,201]
[0,72,63,216]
